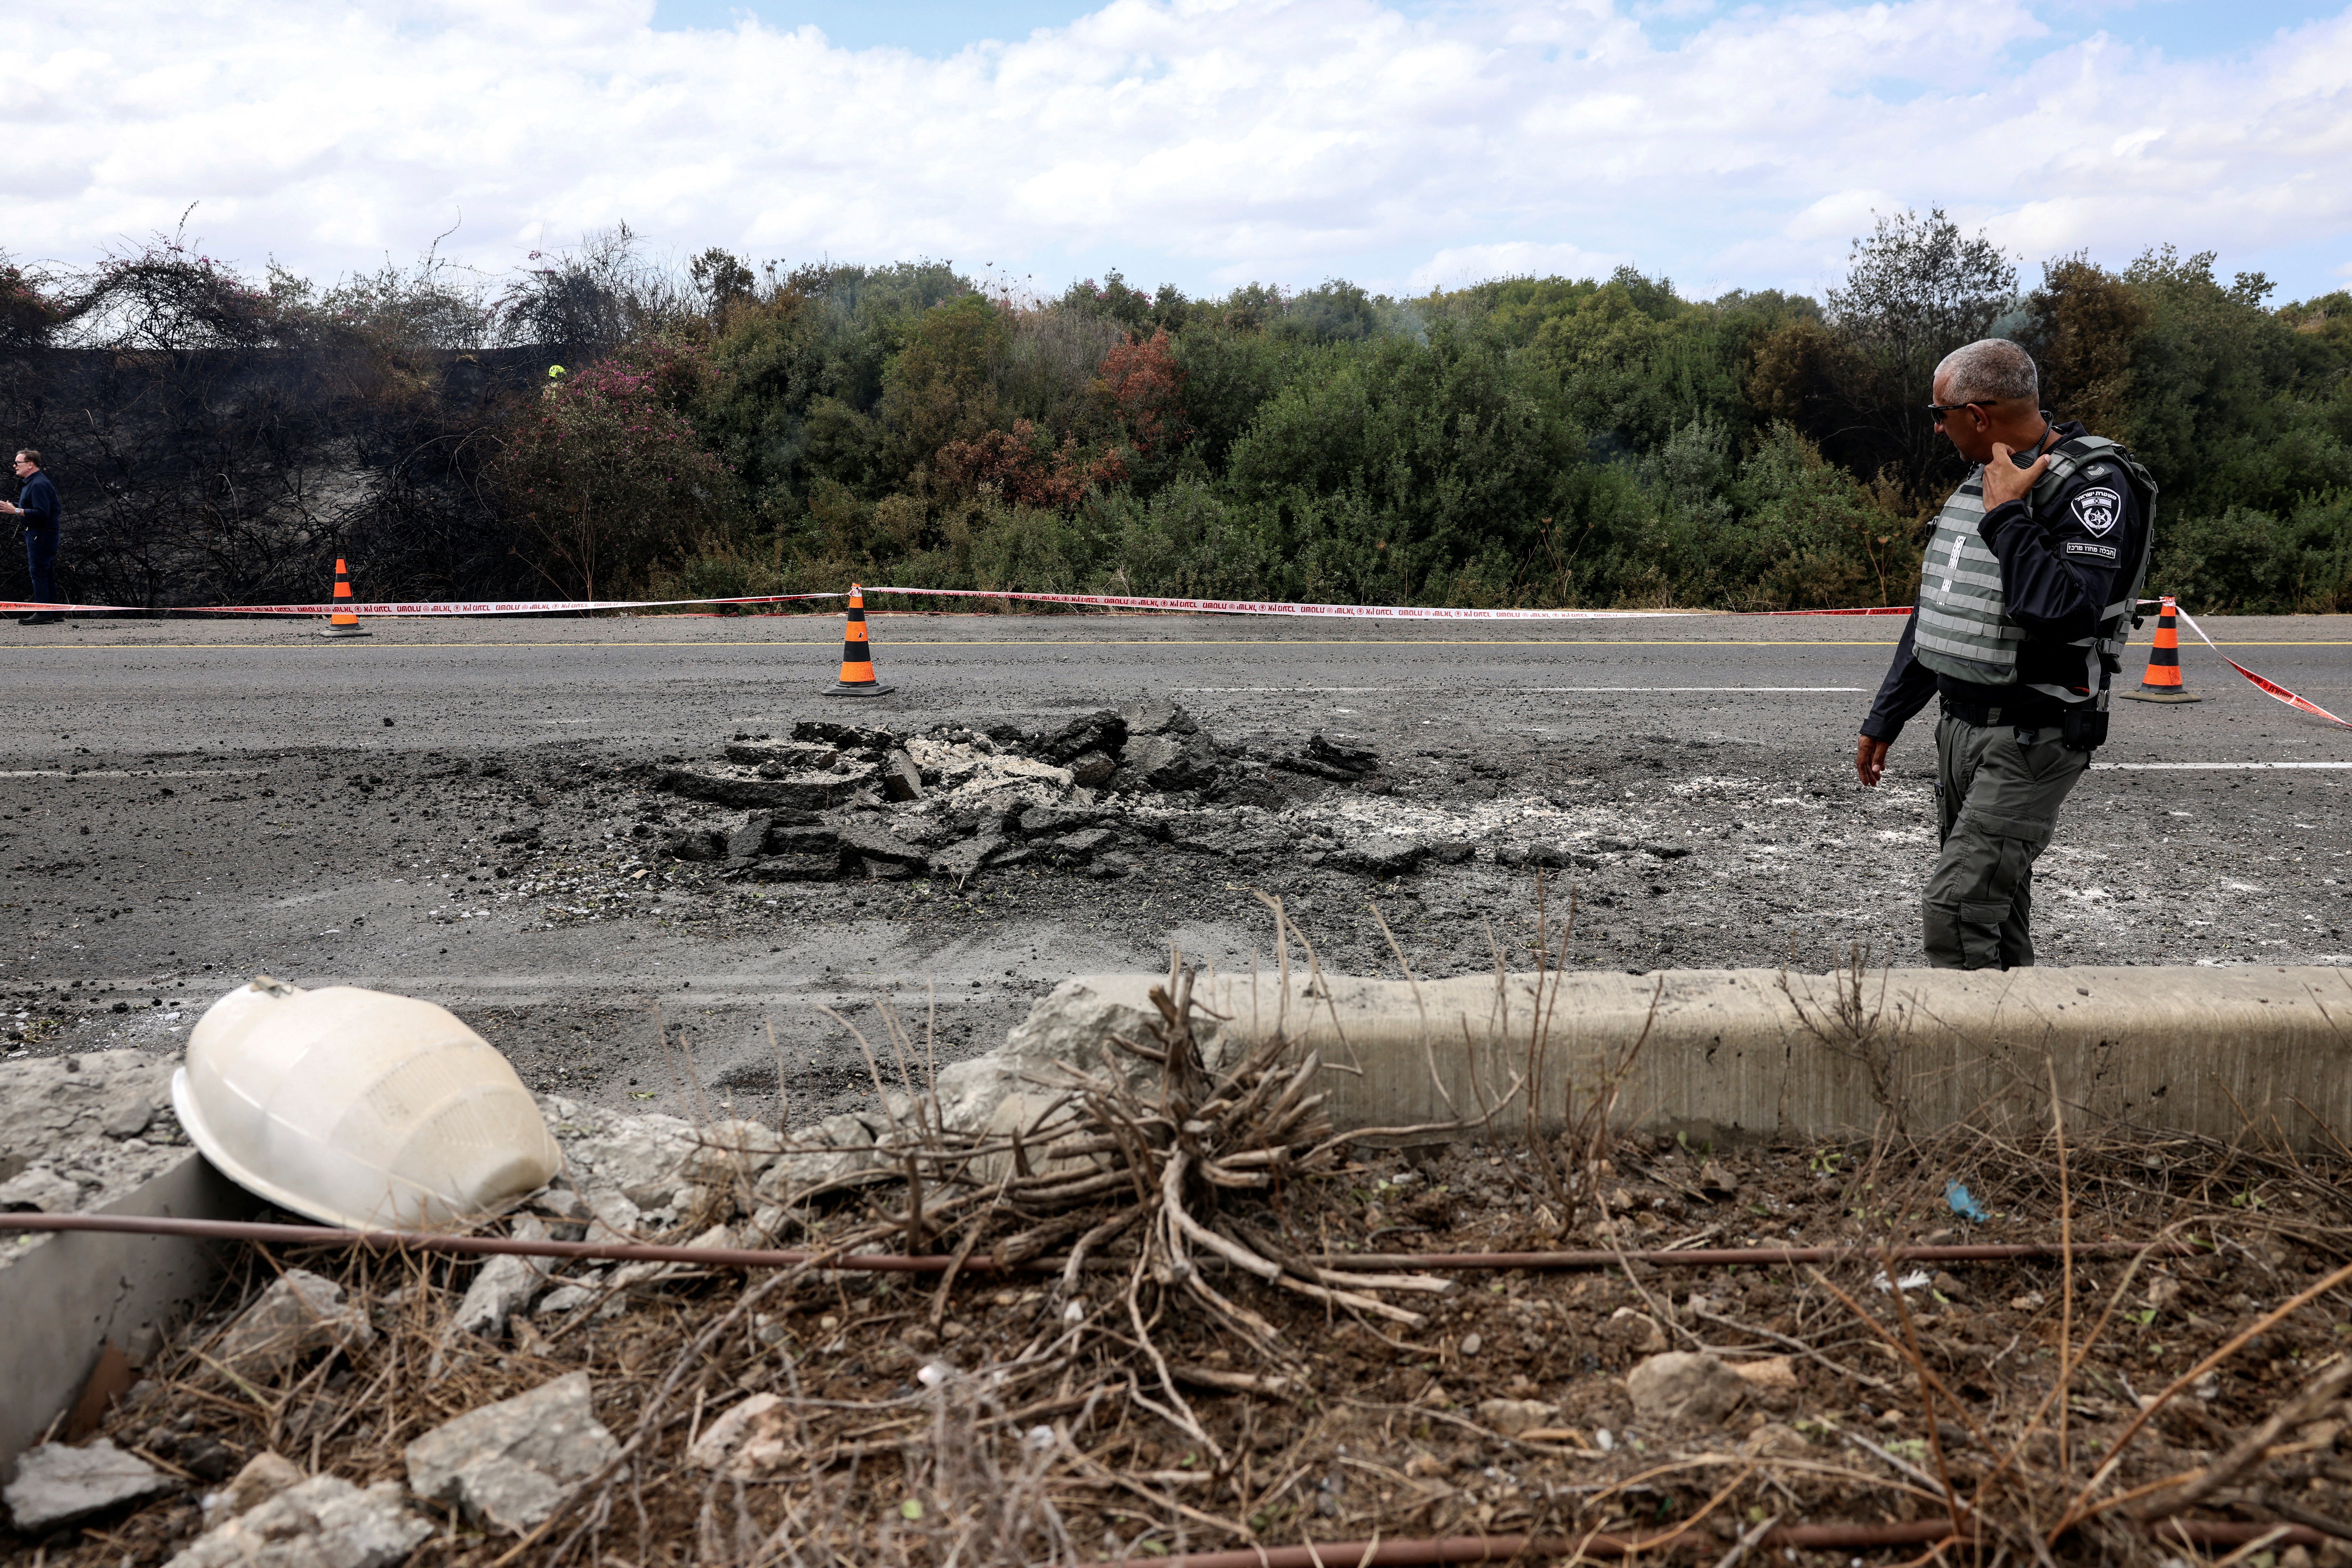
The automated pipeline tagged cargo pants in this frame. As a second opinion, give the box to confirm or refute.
[1923,715,2091,969]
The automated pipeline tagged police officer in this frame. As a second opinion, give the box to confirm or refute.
[4,449,64,626]
[1854,339,2156,969]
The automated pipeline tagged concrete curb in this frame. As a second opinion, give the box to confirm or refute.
[1072,964,2352,1148]
[0,1154,258,1476]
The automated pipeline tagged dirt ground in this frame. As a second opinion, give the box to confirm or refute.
[17,1122,2352,1566]
[5,611,2348,1133]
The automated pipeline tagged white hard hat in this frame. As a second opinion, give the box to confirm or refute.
[172,976,563,1232]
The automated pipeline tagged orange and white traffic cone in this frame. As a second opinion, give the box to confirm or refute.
[825,584,892,696]
[2119,594,2196,703]
[320,558,370,639]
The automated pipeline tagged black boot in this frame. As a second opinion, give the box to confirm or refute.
[18,612,62,626]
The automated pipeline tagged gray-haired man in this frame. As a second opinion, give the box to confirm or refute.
[1855,340,2156,969]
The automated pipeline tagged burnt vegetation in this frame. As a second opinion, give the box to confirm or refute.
[3,209,2348,614]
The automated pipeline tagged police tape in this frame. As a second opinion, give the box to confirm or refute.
[856,585,1924,619]
[0,592,846,616]
[854,585,1696,620]
[2171,605,2351,729]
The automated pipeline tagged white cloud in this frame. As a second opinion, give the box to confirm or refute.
[1408,241,1630,292]
[6,0,2349,300]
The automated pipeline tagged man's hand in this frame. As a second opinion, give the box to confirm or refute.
[0,501,16,515]
[1856,734,1890,788]
[1980,441,2050,511]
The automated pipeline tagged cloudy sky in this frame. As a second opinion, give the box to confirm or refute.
[9,0,2350,304]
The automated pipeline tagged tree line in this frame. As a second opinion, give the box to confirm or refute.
[3,211,2346,614]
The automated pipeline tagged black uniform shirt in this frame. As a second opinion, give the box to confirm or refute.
[13,469,60,530]
[1862,420,2145,741]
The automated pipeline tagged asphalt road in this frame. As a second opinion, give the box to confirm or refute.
[5,609,2348,1123]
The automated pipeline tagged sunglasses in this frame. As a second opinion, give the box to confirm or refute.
[1924,401,1983,420]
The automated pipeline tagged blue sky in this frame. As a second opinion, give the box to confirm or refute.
[9,1,2350,305]
[650,0,2348,62]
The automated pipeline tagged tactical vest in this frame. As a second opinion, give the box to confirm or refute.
[1912,434,2158,701]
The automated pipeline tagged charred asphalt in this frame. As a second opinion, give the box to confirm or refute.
[4,610,2348,1129]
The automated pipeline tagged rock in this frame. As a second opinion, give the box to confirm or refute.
[687,1393,792,1479]
[882,750,925,802]
[1274,734,1378,783]
[580,1189,642,1243]
[1119,699,1197,738]
[660,763,871,811]
[690,1119,784,1183]
[608,1223,739,1291]
[1052,827,1112,863]
[903,738,1074,809]
[403,1371,620,1536]
[1427,841,1476,865]
[168,1474,432,1568]
[723,739,836,771]
[1738,1422,1812,1459]
[1931,1271,1968,1300]
[1116,731,1222,793]
[0,1163,83,1212]
[554,1101,701,1207]
[178,1436,235,1483]
[835,820,931,872]
[791,720,897,752]
[204,1451,303,1525]
[927,976,1232,1159]
[1731,1355,1798,1391]
[1340,839,1427,878]
[450,1217,551,1340]
[753,1113,888,1196]
[663,826,726,862]
[1497,844,1601,871]
[102,1094,154,1138]
[1698,1160,1736,1197]
[213,1268,375,1380]
[1016,804,1107,838]
[720,813,770,860]
[1603,1307,1670,1355]
[762,819,834,854]
[535,1277,602,1316]
[930,833,1009,883]
[1626,1352,1749,1427]
[1068,750,1116,787]
[1305,734,1377,775]
[4,1438,175,1531]
[1040,710,1127,765]
[1476,1398,1561,1437]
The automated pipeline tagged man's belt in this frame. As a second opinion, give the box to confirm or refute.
[1939,694,2068,728]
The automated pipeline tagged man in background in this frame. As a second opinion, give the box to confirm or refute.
[1854,340,2155,969]
[4,449,63,626]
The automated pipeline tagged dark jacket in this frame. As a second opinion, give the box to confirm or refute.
[1862,420,2144,740]
[13,469,60,531]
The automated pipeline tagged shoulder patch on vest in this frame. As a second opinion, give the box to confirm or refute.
[2071,486,2122,537]
[2085,464,2112,478]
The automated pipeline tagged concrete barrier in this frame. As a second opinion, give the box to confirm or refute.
[1048,964,2352,1150]
[0,1154,258,1474]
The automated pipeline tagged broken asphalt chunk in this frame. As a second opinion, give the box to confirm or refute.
[169,1472,432,1568]
[403,1371,620,1536]
[211,1267,375,1381]
[4,1438,174,1532]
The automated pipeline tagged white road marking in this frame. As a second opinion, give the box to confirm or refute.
[2092,762,2352,770]
[1185,686,1866,693]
